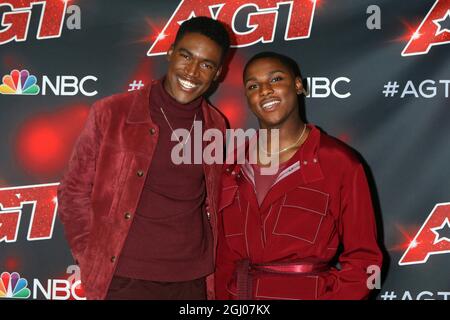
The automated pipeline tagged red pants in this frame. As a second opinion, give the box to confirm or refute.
[105,275,207,300]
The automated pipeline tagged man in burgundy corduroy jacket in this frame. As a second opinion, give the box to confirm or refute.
[57,17,230,300]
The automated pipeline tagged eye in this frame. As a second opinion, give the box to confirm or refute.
[200,62,214,70]
[180,53,190,60]
[247,84,257,90]
[271,76,283,82]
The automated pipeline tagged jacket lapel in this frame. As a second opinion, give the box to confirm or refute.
[237,163,262,215]
[125,83,154,125]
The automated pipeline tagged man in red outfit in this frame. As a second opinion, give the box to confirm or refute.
[215,52,383,300]
[57,17,230,300]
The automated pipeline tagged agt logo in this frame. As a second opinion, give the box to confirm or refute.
[148,0,317,56]
[0,183,58,244]
[402,0,450,56]
[399,202,450,265]
[0,0,82,46]
[0,69,98,96]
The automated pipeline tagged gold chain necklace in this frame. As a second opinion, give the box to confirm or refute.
[160,107,197,146]
[259,124,307,155]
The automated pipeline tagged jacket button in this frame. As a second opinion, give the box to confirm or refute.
[124,212,132,220]
[149,128,156,135]
[207,211,211,221]
[137,170,144,177]
[110,256,116,263]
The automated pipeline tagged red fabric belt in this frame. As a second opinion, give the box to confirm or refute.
[235,259,329,300]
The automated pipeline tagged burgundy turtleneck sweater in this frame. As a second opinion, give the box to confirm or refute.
[114,79,213,282]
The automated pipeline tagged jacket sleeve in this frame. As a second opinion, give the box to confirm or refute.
[319,164,383,300]
[57,102,102,264]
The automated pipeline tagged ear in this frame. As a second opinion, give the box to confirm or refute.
[213,66,223,81]
[166,44,174,62]
[295,76,305,95]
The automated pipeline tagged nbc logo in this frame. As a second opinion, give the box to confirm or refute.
[0,70,40,95]
[0,272,31,299]
[0,68,98,97]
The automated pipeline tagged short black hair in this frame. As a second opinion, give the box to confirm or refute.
[243,51,303,81]
[174,16,230,61]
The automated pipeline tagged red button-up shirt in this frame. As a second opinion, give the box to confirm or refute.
[215,124,383,300]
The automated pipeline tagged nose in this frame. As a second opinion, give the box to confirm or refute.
[185,61,200,77]
[259,82,274,96]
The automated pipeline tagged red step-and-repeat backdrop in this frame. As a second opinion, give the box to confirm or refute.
[0,0,449,300]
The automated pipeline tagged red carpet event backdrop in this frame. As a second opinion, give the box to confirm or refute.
[0,0,449,300]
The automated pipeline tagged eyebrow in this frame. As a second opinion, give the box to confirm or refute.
[244,69,287,84]
[178,47,219,68]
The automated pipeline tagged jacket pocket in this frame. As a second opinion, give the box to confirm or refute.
[106,153,132,218]
[219,186,245,237]
[218,185,238,212]
[273,186,329,243]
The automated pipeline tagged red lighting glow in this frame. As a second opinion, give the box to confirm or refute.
[15,104,90,179]
[4,256,21,271]
[130,18,168,45]
[391,19,422,43]
[389,224,421,252]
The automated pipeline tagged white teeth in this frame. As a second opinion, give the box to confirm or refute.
[178,78,197,89]
[262,100,280,109]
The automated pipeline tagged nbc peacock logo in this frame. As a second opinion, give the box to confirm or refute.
[0,69,40,95]
[0,272,31,299]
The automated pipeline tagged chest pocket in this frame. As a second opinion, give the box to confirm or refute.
[273,186,329,244]
[219,186,244,237]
